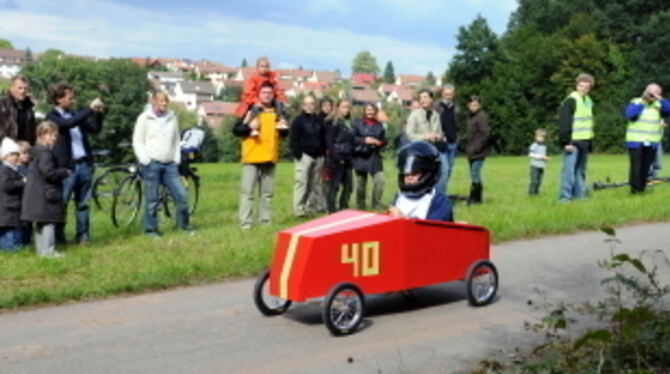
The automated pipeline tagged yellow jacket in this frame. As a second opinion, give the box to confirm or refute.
[240,109,282,164]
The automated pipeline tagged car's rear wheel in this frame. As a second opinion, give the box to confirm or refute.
[253,269,291,316]
[322,283,365,336]
[466,260,498,306]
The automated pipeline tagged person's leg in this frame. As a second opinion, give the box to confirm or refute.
[629,148,644,193]
[72,162,93,242]
[163,163,190,230]
[307,157,326,214]
[327,165,342,213]
[537,167,544,194]
[559,149,577,201]
[475,159,484,203]
[529,166,539,195]
[292,154,310,216]
[57,168,77,243]
[436,152,449,193]
[372,171,385,210]
[355,171,367,210]
[239,164,258,229]
[340,165,353,210]
[35,223,56,257]
[258,163,276,225]
[0,228,15,252]
[640,146,656,192]
[142,162,162,234]
[574,148,588,199]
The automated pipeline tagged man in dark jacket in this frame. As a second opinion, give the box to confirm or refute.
[435,84,458,194]
[0,75,36,144]
[45,83,104,244]
[289,95,326,217]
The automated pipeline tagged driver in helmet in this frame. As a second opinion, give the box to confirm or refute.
[389,141,453,221]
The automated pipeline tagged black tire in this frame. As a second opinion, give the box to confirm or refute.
[183,172,200,216]
[466,260,499,307]
[111,175,142,228]
[253,269,291,316]
[92,167,131,211]
[322,283,365,336]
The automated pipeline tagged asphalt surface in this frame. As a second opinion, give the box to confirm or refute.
[1,223,668,374]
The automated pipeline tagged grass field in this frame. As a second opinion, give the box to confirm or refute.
[2,154,670,310]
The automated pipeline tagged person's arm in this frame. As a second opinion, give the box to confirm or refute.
[132,114,150,165]
[426,193,453,222]
[172,118,181,164]
[0,170,24,193]
[405,111,427,142]
[558,98,576,147]
[528,143,543,160]
[471,113,490,154]
[353,120,365,145]
[81,110,104,135]
[659,98,670,116]
[232,117,252,137]
[326,121,339,163]
[624,102,645,120]
[46,108,94,130]
[378,126,387,149]
[37,154,69,183]
[289,115,303,159]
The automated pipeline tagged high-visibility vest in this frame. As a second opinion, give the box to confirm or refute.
[241,109,281,164]
[626,98,662,143]
[566,91,594,140]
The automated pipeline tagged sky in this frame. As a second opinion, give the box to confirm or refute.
[0,0,517,76]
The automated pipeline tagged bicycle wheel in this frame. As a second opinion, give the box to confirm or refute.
[111,175,142,228]
[158,185,173,227]
[182,172,200,216]
[92,166,131,212]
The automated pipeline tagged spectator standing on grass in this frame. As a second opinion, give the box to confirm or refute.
[435,84,459,194]
[21,121,71,258]
[558,73,595,202]
[133,91,193,237]
[325,99,355,213]
[528,129,550,195]
[624,83,670,194]
[290,94,326,217]
[0,137,26,252]
[0,75,36,144]
[233,82,288,229]
[353,103,386,210]
[406,90,446,171]
[319,97,335,206]
[15,140,32,245]
[394,99,419,150]
[46,83,104,245]
[465,96,490,205]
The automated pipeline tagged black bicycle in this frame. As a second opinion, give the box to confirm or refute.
[111,163,200,228]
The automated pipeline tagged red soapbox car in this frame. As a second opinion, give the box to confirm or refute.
[253,210,498,336]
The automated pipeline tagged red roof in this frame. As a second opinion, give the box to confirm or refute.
[302,81,329,91]
[312,71,340,84]
[199,101,238,116]
[351,73,376,85]
[276,69,312,80]
[392,87,414,102]
[351,87,380,103]
[397,74,424,86]
[195,60,236,75]
[379,83,401,94]
[129,57,161,67]
[277,80,294,91]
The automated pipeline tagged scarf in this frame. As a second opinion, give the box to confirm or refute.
[363,117,377,126]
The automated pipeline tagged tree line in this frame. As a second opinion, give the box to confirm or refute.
[446,0,670,154]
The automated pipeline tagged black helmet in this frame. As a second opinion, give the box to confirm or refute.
[396,141,441,198]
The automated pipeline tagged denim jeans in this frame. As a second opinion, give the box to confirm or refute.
[0,228,22,252]
[469,159,485,184]
[437,143,457,194]
[143,161,190,233]
[559,147,588,201]
[649,144,663,179]
[57,161,93,242]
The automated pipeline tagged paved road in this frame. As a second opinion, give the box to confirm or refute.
[1,223,668,374]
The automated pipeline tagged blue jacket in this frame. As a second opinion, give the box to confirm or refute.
[393,190,454,222]
[624,98,670,148]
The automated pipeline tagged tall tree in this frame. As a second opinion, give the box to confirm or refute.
[383,61,396,83]
[22,56,152,162]
[351,51,380,74]
[425,71,436,86]
[241,58,248,68]
[0,39,13,49]
[447,15,499,93]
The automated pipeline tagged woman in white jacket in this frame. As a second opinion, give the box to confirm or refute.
[132,91,192,237]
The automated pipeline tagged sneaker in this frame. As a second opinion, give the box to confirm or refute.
[144,232,162,239]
